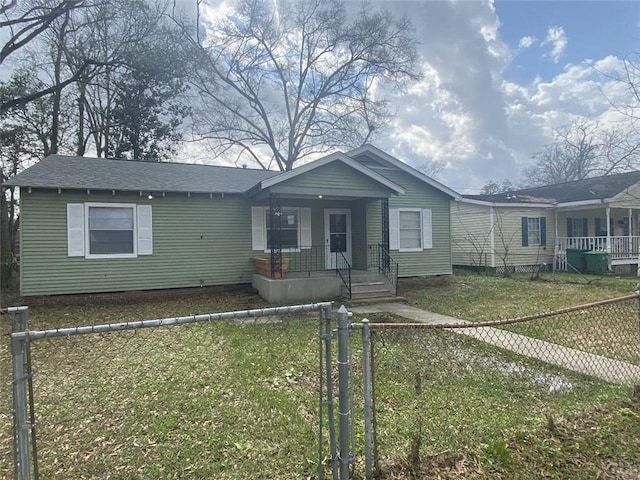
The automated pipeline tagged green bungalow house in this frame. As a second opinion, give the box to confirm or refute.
[3,145,459,302]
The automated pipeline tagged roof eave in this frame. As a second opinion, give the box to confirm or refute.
[5,184,242,196]
[460,197,555,208]
[554,198,610,208]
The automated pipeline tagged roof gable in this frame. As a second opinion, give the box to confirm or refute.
[346,144,461,199]
[258,152,405,195]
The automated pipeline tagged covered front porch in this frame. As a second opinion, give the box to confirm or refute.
[555,205,640,272]
[245,153,403,301]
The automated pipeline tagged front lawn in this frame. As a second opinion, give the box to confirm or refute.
[1,273,639,479]
[402,271,640,321]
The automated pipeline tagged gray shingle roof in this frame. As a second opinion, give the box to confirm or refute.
[464,171,640,204]
[3,155,280,193]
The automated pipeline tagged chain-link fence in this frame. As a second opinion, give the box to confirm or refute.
[354,294,640,478]
[6,293,640,479]
[5,302,343,480]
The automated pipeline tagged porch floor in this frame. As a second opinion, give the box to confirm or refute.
[252,269,395,302]
[283,269,371,279]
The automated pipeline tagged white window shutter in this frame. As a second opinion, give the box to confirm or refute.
[422,208,433,249]
[300,208,312,249]
[251,206,265,251]
[67,203,85,257]
[137,205,153,255]
[389,208,399,250]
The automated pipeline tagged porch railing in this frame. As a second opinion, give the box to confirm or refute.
[557,236,640,260]
[266,245,352,296]
[367,243,399,296]
[336,251,352,299]
[285,245,328,274]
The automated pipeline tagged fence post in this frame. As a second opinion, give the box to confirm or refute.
[319,304,339,480]
[361,319,373,479]
[337,305,351,480]
[10,306,32,480]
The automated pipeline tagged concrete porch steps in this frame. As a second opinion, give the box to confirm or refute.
[343,272,397,301]
[348,296,406,305]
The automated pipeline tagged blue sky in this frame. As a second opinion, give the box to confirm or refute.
[358,0,640,193]
[496,1,639,85]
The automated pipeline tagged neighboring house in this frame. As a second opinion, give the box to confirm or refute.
[3,145,459,302]
[451,171,640,273]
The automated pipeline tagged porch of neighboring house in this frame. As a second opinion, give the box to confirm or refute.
[555,206,640,273]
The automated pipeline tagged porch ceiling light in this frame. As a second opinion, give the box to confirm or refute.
[318,194,323,199]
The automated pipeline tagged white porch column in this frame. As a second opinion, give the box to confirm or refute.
[606,205,611,253]
[553,207,558,273]
[489,206,495,268]
[629,208,633,256]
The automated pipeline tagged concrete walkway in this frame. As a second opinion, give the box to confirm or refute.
[350,303,640,384]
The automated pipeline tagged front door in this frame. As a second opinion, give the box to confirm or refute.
[324,209,351,269]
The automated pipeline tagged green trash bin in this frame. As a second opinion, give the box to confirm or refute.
[584,251,608,275]
[566,248,589,273]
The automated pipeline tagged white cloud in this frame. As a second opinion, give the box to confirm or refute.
[180,0,638,194]
[543,26,568,63]
[518,36,536,49]
[373,3,638,192]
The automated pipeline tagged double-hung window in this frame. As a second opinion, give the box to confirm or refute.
[399,209,422,250]
[527,217,541,246]
[389,208,433,252]
[570,218,585,237]
[67,202,153,258]
[266,208,299,250]
[87,205,135,255]
[251,206,312,252]
[521,216,546,247]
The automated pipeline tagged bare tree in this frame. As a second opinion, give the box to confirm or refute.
[0,0,82,64]
[184,0,421,171]
[66,0,192,158]
[480,179,515,195]
[0,68,75,155]
[0,0,89,113]
[610,52,640,131]
[451,207,524,276]
[523,118,640,187]
[417,159,444,180]
[3,0,193,157]
[493,213,522,277]
[0,123,36,285]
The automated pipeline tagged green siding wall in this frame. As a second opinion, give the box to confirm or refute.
[376,169,453,277]
[275,161,392,194]
[19,161,452,295]
[20,190,259,296]
[20,192,367,296]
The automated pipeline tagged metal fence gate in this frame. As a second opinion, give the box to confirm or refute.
[9,302,356,480]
